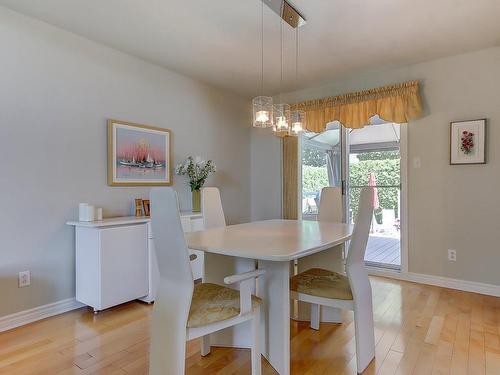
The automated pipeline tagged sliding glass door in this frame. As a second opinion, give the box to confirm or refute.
[300,120,403,270]
[347,122,402,270]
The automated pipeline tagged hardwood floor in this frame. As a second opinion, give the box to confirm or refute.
[1,276,500,374]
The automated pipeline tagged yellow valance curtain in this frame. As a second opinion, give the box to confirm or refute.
[292,80,423,131]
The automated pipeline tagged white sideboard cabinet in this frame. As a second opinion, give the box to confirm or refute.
[67,212,204,312]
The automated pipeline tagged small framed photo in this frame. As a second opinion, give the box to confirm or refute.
[108,119,172,186]
[142,199,151,217]
[450,119,486,165]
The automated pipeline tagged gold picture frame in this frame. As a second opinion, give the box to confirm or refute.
[107,119,172,186]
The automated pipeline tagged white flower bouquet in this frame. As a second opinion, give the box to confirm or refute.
[175,156,216,191]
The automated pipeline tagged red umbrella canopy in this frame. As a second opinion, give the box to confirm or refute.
[368,172,380,209]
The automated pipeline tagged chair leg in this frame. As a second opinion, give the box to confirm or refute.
[353,301,375,373]
[310,303,320,330]
[201,335,211,357]
[251,308,261,375]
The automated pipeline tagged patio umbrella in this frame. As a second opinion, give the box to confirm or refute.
[368,172,380,209]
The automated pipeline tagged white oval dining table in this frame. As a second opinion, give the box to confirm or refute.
[186,219,353,375]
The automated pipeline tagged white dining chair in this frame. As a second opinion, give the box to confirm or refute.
[317,186,345,270]
[191,187,227,281]
[201,187,226,229]
[290,187,375,373]
[294,187,345,323]
[149,187,264,375]
[317,186,343,222]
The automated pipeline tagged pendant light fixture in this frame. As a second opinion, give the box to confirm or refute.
[273,17,290,135]
[290,27,306,135]
[274,103,291,132]
[252,0,306,135]
[252,0,273,128]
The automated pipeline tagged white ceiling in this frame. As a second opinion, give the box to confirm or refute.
[1,0,499,97]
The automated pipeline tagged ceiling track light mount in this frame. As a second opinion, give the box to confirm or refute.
[262,0,306,28]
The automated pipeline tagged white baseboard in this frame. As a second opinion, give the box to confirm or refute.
[2,270,499,333]
[0,298,84,333]
[368,267,500,297]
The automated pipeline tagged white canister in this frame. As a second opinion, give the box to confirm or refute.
[96,208,103,221]
[85,205,96,222]
[79,203,89,221]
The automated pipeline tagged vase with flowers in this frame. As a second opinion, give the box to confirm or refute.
[175,156,216,212]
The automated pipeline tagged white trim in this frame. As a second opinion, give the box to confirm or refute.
[368,268,500,297]
[399,123,409,273]
[0,298,84,333]
[3,272,499,335]
[341,127,349,223]
[297,134,304,219]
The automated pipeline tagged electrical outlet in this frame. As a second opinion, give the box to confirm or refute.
[448,249,457,262]
[19,271,31,287]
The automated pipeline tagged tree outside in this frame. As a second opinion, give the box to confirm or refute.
[302,147,327,167]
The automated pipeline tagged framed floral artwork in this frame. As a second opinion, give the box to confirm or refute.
[107,119,172,186]
[450,119,486,165]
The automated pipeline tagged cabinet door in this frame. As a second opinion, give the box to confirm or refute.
[100,224,148,309]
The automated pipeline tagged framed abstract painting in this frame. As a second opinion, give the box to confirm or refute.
[450,119,486,165]
[107,119,172,186]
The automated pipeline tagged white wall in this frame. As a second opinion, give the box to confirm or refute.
[250,129,282,221]
[0,7,251,317]
[252,47,500,286]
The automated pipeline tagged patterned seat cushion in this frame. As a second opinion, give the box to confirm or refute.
[187,283,261,328]
[290,268,353,300]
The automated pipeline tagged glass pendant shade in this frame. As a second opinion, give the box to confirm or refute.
[252,96,274,128]
[273,103,290,132]
[290,109,306,135]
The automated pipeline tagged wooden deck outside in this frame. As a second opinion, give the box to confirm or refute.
[364,235,400,267]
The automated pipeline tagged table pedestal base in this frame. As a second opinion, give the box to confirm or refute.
[202,244,346,374]
[258,260,291,375]
[203,253,293,374]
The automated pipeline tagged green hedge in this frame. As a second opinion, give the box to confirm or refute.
[302,158,400,220]
[349,158,400,220]
[302,165,329,193]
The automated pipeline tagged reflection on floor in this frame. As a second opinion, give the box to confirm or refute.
[365,235,400,267]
